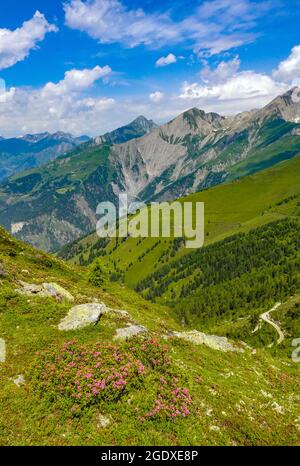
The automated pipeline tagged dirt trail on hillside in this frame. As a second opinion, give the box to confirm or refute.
[252,302,284,345]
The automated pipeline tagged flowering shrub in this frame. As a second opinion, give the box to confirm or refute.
[142,375,193,420]
[127,337,170,369]
[29,337,193,419]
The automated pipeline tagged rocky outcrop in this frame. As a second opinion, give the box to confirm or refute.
[58,303,109,331]
[16,281,74,302]
[0,338,6,362]
[10,374,26,387]
[170,330,245,353]
[108,90,300,204]
[114,324,148,340]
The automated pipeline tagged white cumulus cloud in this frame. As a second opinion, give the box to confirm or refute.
[42,65,111,96]
[149,91,164,103]
[156,54,177,67]
[181,72,285,101]
[0,11,57,70]
[273,45,300,82]
[200,56,241,83]
[179,57,288,113]
[0,66,116,136]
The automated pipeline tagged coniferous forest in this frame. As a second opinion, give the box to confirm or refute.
[136,219,300,326]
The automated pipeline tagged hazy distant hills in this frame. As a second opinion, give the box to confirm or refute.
[0,116,157,183]
[0,132,90,182]
[1,89,300,251]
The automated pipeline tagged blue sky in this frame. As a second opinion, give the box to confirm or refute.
[0,0,300,137]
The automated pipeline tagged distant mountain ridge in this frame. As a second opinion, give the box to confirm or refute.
[0,116,157,182]
[1,89,300,251]
[0,131,90,182]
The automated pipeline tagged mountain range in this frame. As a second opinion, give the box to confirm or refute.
[0,131,90,182]
[0,115,156,184]
[0,88,300,251]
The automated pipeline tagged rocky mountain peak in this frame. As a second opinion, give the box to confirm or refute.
[159,107,225,138]
[130,115,157,133]
[259,87,300,123]
[94,116,157,146]
[133,115,156,126]
[2,90,300,251]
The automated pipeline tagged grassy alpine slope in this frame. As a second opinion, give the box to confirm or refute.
[136,218,300,345]
[0,226,300,446]
[60,154,300,288]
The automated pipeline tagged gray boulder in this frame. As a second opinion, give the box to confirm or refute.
[170,330,245,353]
[58,303,109,331]
[17,281,74,302]
[42,282,74,302]
[0,338,6,362]
[114,324,148,340]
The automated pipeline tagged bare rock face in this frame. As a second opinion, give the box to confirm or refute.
[258,88,300,123]
[58,303,110,331]
[16,281,74,302]
[114,324,148,340]
[170,330,245,353]
[17,282,42,295]
[0,338,6,362]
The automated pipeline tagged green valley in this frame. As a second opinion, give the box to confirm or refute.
[60,154,300,289]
